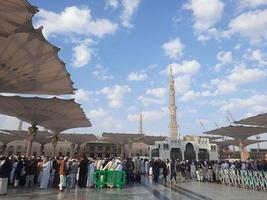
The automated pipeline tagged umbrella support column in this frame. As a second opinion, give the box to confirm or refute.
[128,142,133,157]
[26,125,38,157]
[239,140,248,161]
[51,134,59,157]
[40,144,45,156]
[2,143,7,156]
[120,144,125,158]
[76,145,81,157]
[71,143,75,157]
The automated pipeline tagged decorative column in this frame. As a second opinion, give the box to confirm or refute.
[26,125,38,157]
[40,144,45,156]
[51,134,59,157]
[71,143,76,157]
[120,144,125,158]
[239,140,248,161]
[128,142,133,157]
[1,143,7,156]
[17,120,23,131]
[76,145,81,157]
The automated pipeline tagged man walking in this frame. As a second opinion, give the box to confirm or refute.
[0,156,12,195]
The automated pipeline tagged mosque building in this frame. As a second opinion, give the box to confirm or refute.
[149,65,219,161]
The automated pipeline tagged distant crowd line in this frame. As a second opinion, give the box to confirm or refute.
[1,155,267,195]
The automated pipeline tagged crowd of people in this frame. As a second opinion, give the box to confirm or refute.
[1,155,267,195]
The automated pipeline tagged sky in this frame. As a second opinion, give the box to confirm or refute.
[1,0,267,148]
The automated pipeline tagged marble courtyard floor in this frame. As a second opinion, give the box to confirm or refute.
[1,177,265,200]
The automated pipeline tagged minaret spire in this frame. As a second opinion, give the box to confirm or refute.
[169,64,179,138]
[139,113,143,134]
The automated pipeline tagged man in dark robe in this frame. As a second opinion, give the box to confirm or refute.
[78,156,88,187]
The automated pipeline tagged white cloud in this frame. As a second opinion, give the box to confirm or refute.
[210,64,266,94]
[146,88,167,99]
[174,75,191,94]
[138,87,167,106]
[98,85,131,108]
[228,64,265,84]
[211,79,236,94]
[127,108,168,121]
[120,0,142,28]
[234,44,241,50]
[228,9,267,44]
[87,108,108,118]
[243,49,267,66]
[0,115,19,130]
[220,94,267,113]
[127,71,147,81]
[240,0,267,9]
[138,96,164,106]
[72,44,92,67]
[162,38,184,60]
[215,51,233,71]
[162,60,200,76]
[217,51,233,64]
[73,88,93,102]
[183,0,224,32]
[93,64,114,80]
[179,90,201,102]
[86,109,122,130]
[35,6,118,38]
[105,0,119,9]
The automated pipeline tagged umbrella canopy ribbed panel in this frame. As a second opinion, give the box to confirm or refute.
[235,113,267,127]
[41,119,92,133]
[0,129,54,145]
[204,125,267,140]
[0,0,38,37]
[59,133,97,146]
[0,132,24,144]
[0,31,74,95]
[0,95,91,131]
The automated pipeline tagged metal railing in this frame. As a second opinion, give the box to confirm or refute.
[217,169,267,191]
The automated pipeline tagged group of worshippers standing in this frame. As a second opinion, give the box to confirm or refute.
[2,155,266,195]
[0,155,125,195]
[145,159,267,184]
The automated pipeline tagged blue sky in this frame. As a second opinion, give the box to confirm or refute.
[1,0,267,147]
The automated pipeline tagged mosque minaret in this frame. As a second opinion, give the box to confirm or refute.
[139,113,143,134]
[169,64,179,138]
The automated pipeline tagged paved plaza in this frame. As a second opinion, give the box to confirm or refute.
[1,177,265,200]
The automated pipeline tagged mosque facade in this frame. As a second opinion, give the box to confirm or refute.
[149,65,219,161]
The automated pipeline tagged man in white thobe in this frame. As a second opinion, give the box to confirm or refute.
[86,161,95,188]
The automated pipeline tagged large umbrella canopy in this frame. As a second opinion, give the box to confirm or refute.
[0,129,55,145]
[59,133,97,146]
[0,30,75,95]
[235,113,267,127]
[0,0,37,37]
[214,139,267,149]
[41,119,92,133]
[204,125,267,140]
[0,95,91,131]
[0,131,24,144]
[199,135,223,141]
